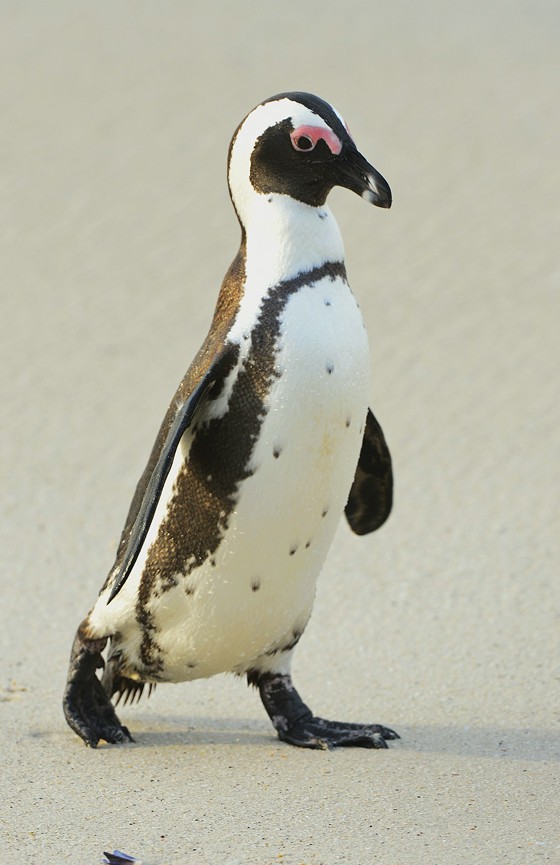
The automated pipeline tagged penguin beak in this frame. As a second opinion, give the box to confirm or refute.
[337,146,392,209]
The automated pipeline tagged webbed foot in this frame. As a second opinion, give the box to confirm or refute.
[253,671,399,750]
[63,626,134,747]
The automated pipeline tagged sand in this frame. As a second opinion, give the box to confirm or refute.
[1,1,559,863]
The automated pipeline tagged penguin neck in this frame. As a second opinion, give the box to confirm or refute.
[223,193,345,344]
[248,192,344,272]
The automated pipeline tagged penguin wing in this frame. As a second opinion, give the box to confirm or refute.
[107,343,239,602]
[345,408,393,535]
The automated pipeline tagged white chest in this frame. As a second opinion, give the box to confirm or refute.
[144,274,369,680]
[91,250,371,685]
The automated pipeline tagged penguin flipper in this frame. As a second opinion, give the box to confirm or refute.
[345,408,393,535]
[107,343,239,602]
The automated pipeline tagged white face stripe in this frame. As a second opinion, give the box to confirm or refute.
[229,98,341,224]
[233,97,337,161]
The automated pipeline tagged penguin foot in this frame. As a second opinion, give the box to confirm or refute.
[252,671,399,750]
[63,626,134,748]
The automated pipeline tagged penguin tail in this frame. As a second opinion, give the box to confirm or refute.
[101,651,156,706]
[112,677,156,706]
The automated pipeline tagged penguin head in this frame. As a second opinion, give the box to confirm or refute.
[228,92,391,225]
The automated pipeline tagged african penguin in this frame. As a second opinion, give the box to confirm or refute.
[63,91,397,750]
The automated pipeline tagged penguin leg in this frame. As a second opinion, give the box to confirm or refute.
[251,671,399,750]
[62,621,133,748]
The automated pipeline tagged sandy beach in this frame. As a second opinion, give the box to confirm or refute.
[1,1,559,863]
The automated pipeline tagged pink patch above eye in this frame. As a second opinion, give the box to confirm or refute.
[290,125,343,155]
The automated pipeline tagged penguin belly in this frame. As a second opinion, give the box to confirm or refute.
[98,275,369,683]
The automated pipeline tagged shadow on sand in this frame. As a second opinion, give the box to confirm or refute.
[93,713,559,762]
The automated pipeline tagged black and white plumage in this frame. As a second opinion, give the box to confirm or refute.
[63,92,396,750]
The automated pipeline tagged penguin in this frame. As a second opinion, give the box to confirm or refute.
[63,92,397,750]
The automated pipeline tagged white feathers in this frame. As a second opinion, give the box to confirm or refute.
[142,274,369,682]
[228,198,345,344]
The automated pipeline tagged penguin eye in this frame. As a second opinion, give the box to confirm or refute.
[289,125,342,156]
[292,134,315,152]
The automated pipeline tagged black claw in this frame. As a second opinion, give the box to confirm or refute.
[63,625,134,747]
[313,718,400,741]
[279,724,390,750]
[252,671,399,750]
